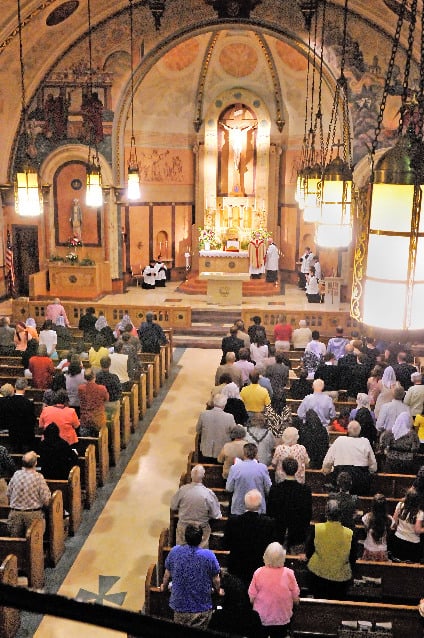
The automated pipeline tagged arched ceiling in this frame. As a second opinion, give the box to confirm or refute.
[0,0,418,181]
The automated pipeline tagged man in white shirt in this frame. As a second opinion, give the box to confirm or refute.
[322,420,377,495]
[170,464,222,548]
[292,319,312,350]
[109,341,131,391]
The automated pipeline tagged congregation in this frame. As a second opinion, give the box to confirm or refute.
[162,316,424,636]
[0,303,168,540]
[1,303,424,636]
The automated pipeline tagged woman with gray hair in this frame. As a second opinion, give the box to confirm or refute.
[248,542,300,637]
[272,426,310,484]
[349,393,374,422]
[381,412,420,474]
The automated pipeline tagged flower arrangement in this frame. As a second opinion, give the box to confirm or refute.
[251,228,272,241]
[198,227,220,249]
[68,236,83,249]
[65,252,79,263]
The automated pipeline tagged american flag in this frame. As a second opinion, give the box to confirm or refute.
[5,230,16,298]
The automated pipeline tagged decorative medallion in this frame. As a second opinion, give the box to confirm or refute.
[69,275,77,283]
[162,40,200,72]
[71,178,82,191]
[220,44,258,77]
[276,41,308,72]
[228,261,236,269]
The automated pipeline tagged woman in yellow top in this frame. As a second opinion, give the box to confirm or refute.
[414,409,424,450]
[88,335,109,375]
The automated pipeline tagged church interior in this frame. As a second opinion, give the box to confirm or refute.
[1,0,424,635]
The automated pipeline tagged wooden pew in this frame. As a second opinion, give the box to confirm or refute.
[46,466,82,537]
[185,454,416,500]
[0,519,44,589]
[310,493,398,520]
[145,570,423,638]
[159,346,168,387]
[106,409,120,467]
[291,598,422,637]
[140,362,154,408]
[0,356,23,367]
[123,382,139,430]
[77,426,109,487]
[286,397,357,414]
[158,532,424,606]
[78,444,97,509]
[0,365,24,377]
[305,469,414,499]
[138,372,147,421]
[139,354,160,397]
[0,554,20,638]
[120,394,131,448]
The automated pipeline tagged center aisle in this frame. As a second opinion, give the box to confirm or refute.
[34,348,220,637]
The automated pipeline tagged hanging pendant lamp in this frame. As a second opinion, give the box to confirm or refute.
[14,0,42,216]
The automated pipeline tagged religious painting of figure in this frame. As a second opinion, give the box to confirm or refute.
[81,91,104,145]
[44,90,70,140]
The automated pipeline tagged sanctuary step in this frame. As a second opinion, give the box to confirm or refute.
[173,308,246,348]
[177,272,280,296]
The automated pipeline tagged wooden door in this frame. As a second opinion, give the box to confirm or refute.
[13,225,39,296]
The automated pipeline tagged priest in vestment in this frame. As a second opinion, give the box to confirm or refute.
[248,233,266,279]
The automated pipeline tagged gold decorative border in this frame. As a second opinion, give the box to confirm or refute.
[350,186,370,323]
[0,0,57,56]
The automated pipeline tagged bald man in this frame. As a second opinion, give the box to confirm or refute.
[7,451,51,537]
[224,489,276,586]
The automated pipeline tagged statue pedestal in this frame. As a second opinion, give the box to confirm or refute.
[199,271,250,305]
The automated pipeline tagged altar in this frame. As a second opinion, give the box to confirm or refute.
[199,271,250,305]
[199,249,249,274]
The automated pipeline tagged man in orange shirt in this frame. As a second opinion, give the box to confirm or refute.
[28,344,55,389]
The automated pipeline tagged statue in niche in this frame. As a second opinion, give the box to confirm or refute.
[70,198,83,239]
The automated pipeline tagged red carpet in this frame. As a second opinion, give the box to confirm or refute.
[177,273,281,296]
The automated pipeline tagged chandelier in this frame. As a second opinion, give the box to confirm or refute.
[315,0,353,249]
[127,0,141,201]
[85,0,103,207]
[351,0,424,331]
[14,0,42,216]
